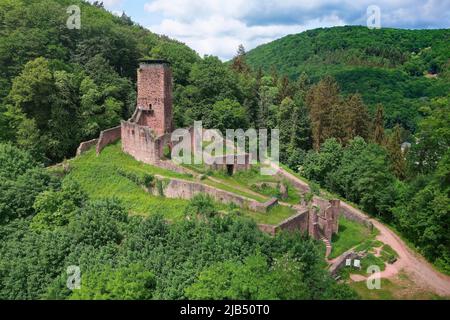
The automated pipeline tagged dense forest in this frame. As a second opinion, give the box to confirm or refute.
[0,0,449,299]
[245,26,450,132]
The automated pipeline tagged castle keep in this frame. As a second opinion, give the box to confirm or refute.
[121,60,174,164]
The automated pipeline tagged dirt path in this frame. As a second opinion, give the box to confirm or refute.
[370,218,450,296]
[273,164,450,297]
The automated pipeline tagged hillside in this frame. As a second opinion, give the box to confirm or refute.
[245,26,450,131]
[0,0,200,163]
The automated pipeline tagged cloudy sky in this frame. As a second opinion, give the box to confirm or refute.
[92,0,450,60]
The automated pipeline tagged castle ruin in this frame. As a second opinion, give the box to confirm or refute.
[76,61,342,244]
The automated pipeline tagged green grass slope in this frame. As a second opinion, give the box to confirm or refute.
[64,142,191,220]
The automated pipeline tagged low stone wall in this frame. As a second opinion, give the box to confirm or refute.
[96,126,121,155]
[149,176,272,212]
[250,198,278,213]
[329,249,363,276]
[275,170,310,194]
[277,209,309,233]
[76,138,98,156]
[340,201,373,230]
[257,207,309,237]
[154,160,192,175]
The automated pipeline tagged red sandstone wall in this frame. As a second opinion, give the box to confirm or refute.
[339,201,373,230]
[136,63,173,136]
[96,126,121,154]
[76,138,98,156]
[277,209,310,234]
[121,121,158,164]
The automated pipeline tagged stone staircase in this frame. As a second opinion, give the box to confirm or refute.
[321,237,333,259]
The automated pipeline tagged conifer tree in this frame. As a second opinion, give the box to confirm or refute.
[372,104,385,145]
[386,124,406,179]
[279,75,291,101]
[306,76,340,149]
[344,93,370,143]
[231,44,250,74]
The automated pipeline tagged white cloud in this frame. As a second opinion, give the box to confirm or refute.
[142,0,450,60]
[145,1,347,60]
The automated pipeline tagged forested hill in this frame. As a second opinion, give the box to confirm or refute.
[0,0,200,163]
[245,26,450,130]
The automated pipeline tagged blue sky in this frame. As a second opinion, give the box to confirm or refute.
[91,0,450,60]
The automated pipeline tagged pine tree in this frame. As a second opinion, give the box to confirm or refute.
[279,75,291,101]
[344,93,370,143]
[386,124,406,179]
[231,44,250,74]
[372,104,385,145]
[328,102,346,144]
[306,76,340,149]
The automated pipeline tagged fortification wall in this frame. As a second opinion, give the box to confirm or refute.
[275,170,310,194]
[76,138,98,156]
[149,176,274,212]
[257,207,310,236]
[277,209,310,233]
[121,121,159,164]
[96,126,121,154]
[329,249,363,276]
[154,160,192,175]
[339,201,373,230]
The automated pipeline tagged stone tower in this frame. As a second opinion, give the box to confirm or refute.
[136,60,173,136]
[120,60,174,165]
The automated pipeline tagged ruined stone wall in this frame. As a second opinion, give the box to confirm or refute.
[96,126,121,154]
[249,198,278,213]
[329,249,362,276]
[339,201,373,230]
[275,166,373,231]
[149,176,261,210]
[207,154,252,173]
[76,138,98,156]
[121,121,159,164]
[277,209,310,234]
[154,160,191,175]
[145,176,283,215]
[310,198,341,241]
[257,207,310,237]
[275,170,310,194]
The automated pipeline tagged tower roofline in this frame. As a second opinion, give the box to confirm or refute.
[138,58,171,66]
